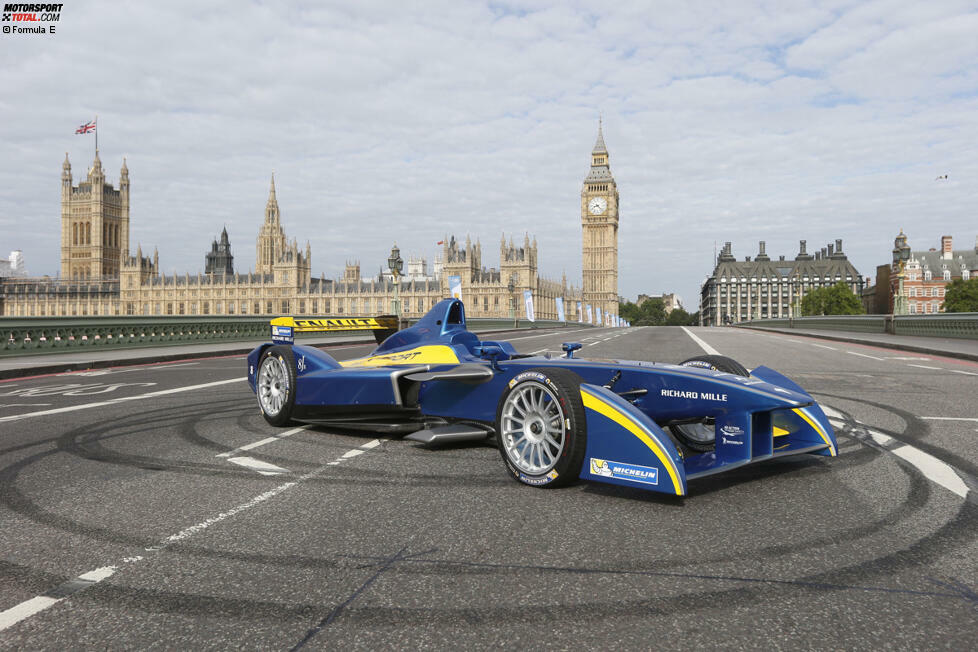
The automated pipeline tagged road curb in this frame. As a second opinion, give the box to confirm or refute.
[738,326,978,363]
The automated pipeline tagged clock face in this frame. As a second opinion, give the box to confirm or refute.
[588,197,607,215]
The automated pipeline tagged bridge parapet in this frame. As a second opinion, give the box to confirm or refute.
[0,316,587,356]
[737,313,978,339]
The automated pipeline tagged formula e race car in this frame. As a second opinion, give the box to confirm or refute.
[246,299,836,496]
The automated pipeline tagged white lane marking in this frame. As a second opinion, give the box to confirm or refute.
[887,357,930,361]
[949,370,978,376]
[823,405,969,499]
[680,327,720,356]
[0,597,61,631]
[810,344,837,350]
[342,448,365,459]
[907,364,942,370]
[864,430,969,498]
[227,456,290,475]
[506,327,596,341]
[0,378,243,424]
[921,416,978,422]
[76,566,118,582]
[0,566,118,633]
[216,425,311,458]
[3,437,387,630]
[847,351,885,361]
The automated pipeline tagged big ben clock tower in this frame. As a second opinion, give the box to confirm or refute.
[581,120,619,322]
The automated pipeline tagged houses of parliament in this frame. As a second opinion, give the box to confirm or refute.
[0,126,621,323]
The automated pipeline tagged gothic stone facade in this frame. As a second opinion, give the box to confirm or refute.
[581,122,619,322]
[1,155,584,320]
[699,239,864,326]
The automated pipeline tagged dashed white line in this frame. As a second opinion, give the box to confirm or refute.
[0,566,119,632]
[949,370,978,376]
[226,456,290,475]
[216,425,310,458]
[1,436,387,631]
[907,364,942,370]
[823,406,969,499]
[921,416,978,422]
[0,378,243,424]
[810,344,837,351]
[847,351,885,361]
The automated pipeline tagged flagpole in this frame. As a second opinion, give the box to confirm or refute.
[94,115,98,155]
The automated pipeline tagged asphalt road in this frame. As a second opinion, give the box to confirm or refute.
[0,326,976,649]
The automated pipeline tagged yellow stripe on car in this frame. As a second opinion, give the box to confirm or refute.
[792,407,836,456]
[340,345,461,368]
[580,388,684,495]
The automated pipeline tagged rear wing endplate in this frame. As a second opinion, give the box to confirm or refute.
[270,316,399,345]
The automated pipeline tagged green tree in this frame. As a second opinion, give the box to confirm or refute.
[943,278,978,312]
[801,282,864,316]
[619,298,667,325]
[665,307,698,326]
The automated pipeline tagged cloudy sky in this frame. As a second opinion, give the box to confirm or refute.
[1,0,975,309]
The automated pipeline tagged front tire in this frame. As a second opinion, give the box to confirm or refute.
[670,355,749,452]
[257,345,297,426]
[495,368,587,488]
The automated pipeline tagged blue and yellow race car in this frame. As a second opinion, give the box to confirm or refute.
[246,298,836,496]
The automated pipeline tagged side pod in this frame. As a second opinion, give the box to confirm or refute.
[578,384,687,496]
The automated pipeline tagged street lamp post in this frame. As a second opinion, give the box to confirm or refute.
[508,276,517,328]
[894,248,911,315]
[388,244,403,326]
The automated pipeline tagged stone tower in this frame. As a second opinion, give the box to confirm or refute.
[581,121,619,321]
[205,227,234,275]
[60,152,130,280]
[256,174,287,276]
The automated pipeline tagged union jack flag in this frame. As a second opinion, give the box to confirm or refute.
[75,120,96,134]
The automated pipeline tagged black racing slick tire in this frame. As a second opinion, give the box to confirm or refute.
[256,345,297,426]
[670,355,750,452]
[495,368,587,488]
[676,354,749,377]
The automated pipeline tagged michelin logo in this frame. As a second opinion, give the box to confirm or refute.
[590,458,658,485]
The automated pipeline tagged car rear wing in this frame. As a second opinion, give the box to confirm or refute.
[269,316,400,345]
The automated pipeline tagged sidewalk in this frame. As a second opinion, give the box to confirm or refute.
[0,325,566,380]
[738,326,978,362]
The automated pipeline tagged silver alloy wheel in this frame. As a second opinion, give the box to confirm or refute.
[257,354,289,416]
[500,381,566,474]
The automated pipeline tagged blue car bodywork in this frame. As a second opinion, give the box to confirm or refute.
[247,298,836,496]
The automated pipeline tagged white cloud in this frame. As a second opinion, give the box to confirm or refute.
[0,0,975,311]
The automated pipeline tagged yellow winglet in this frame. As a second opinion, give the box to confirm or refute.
[580,388,684,496]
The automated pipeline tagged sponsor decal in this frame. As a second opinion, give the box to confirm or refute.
[296,355,306,372]
[519,472,553,486]
[682,360,714,369]
[721,436,744,445]
[249,365,254,376]
[271,325,294,343]
[720,424,743,436]
[589,458,658,485]
[368,351,422,363]
[660,388,727,402]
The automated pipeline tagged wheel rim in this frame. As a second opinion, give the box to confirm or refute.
[500,381,566,474]
[257,355,289,416]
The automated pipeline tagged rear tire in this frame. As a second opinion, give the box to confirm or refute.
[257,345,297,426]
[495,368,587,488]
[670,355,749,452]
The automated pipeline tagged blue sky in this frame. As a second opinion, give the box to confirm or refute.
[1,0,976,309]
